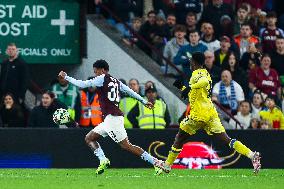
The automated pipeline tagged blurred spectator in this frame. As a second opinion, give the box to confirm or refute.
[212,70,245,114]
[79,83,103,127]
[222,51,249,96]
[248,117,260,129]
[234,22,260,57]
[256,10,267,30]
[204,50,221,86]
[143,81,165,101]
[240,42,261,70]
[174,30,208,77]
[251,90,264,118]
[0,93,25,127]
[271,37,284,84]
[174,0,202,24]
[162,24,189,76]
[259,119,271,129]
[201,0,234,38]
[144,80,155,91]
[259,11,284,54]
[51,75,80,122]
[28,91,76,128]
[0,43,29,104]
[122,17,142,46]
[229,100,252,129]
[219,13,234,37]
[185,12,198,37]
[214,36,231,67]
[271,37,284,113]
[259,95,284,129]
[137,10,157,55]
[151,13,171,65]
[119,78,141,128]
[233,4,251,35]
[249,54,281,99]
[128,85,171,129]
[166,13,177,37]
[200,22,221,52]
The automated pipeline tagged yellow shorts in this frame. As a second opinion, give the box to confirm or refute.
[180,114,225,135]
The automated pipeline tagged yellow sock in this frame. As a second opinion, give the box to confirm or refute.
[231,140,253,159]
[165,146,182,166]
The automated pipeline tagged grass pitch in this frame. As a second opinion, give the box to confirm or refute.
[0,169,283,189]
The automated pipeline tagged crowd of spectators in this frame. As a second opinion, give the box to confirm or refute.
[1,0,284,130]
[93,0,284,129]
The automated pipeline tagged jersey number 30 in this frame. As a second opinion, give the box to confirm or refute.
[108,82,119,103]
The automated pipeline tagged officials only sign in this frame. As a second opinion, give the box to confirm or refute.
[0,0,80,64]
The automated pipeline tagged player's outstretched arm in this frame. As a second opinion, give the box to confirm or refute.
[119,81,152,107]
[58,71,104,88]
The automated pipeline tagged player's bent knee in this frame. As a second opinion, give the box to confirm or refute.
[85,132,97,144]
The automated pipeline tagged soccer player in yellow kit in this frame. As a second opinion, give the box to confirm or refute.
[158,52,261,174]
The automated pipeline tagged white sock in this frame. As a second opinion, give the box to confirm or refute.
[141,151,155,165]
[94,145,107,162]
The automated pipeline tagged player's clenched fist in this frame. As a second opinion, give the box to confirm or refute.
[58,71,67,80]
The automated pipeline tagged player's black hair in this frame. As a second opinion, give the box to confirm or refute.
[192,52,205,66]
[93,59,109,71]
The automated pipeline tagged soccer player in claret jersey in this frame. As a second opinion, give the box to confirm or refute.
[156,52,261,175]
[58,59,165,174]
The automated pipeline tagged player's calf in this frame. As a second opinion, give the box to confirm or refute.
[252,152,261,174]
[229,138,261,174]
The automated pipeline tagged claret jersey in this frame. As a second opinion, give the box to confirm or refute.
[65,74,147,118]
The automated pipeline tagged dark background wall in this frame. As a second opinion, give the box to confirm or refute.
[0,129,283,168]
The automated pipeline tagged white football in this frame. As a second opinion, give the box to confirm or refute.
[53,108,70,125]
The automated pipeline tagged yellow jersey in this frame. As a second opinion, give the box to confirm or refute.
[188,68,217,122]
[259,107,284,129]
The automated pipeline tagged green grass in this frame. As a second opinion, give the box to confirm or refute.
[0,169,283,189]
